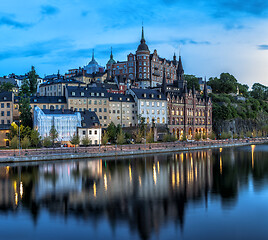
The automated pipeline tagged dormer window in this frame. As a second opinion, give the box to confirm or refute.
[143,93,146,98]
[91,93,94,96]
[3,97,6,100]
[151,94,154,98]
[96,93,99,96]
[127,98,130,101]
[81,92,84,96]
[159,95,161,99]
[119,97,122,101]
[101,93,104,96]
[58,99,62,102]
[34,99,37,102]
[110,97,113,100]
[82,123,86,127]
[72,92,75,96]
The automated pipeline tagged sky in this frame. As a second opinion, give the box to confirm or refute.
[0,0,268,87]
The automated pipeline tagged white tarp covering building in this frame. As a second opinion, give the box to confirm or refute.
[34,106,81,142]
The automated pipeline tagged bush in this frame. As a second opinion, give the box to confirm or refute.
[43,136,52,148]
[209,131,216,140]
[10,136,19,149]
[82,136,91,146]
[21,136,31,149]
[246,131,252,138]
[194,133,201,141]
[220,131,232,139]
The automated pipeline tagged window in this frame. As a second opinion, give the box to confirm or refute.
[7,120,10,124]
[141,101,144,106]
[89,108,91,111]
[94,100,97,105]
[99,108,102,112]
[94,108,97,112]
[157,110,160,114]
[95,140,98,145]
[72,92,75,96]
[103,100,107,105]
[146,110,149,114]
[162,102,165,107]
[1,120,4,124]
[99,100,102,104]
[7,111,10,116]
[43,105,46,109]
[157,102,160,107]
[1,103,4,108]
[89,130,92,135]
[89,100,92,104]
[83,130,86,135]
[104,108,107,112]
[7,103,10,108]
[152,109,155,114]
[81,92,84,96]
[146,102,149,106]
[1,111,4,116]
[104,116,107,119]
[152,102,155,107]
[94,130,97,135]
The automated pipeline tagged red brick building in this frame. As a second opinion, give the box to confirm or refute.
[106,27,178,88]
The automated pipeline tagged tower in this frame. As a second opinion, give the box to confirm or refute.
[136,26,150,87]
[177,55,187,90]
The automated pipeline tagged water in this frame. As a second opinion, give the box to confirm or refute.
[0,144,267,240]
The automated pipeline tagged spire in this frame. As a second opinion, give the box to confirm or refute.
[141,25,145,42]
[92,49,95,61]
[204,77,208,99]
[110,47,113,59]
[161,67,167,94]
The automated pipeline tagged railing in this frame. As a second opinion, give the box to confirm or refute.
[0,137,267,158]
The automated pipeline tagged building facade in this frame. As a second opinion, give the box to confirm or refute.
[108,93,137,127]
[66,86,110,127]
[127,88,167,125]
[0,92,13,125]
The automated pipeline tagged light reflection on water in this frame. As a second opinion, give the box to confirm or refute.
[0,144,267,240]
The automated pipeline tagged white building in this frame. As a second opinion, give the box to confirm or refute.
[78,110,101,145]
[127,88,167,125]
[34,106,81,142]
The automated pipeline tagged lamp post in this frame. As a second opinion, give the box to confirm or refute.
[18,119,21,156]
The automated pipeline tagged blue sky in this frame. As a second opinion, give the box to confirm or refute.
[0,0,268,87]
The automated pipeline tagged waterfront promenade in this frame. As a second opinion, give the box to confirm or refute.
[0,137,267,163]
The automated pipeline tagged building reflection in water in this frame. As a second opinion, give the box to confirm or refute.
[0,144,267,239]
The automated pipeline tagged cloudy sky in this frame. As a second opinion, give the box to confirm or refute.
[1,0,268,87]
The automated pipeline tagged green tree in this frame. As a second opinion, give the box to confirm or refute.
[28,66,38,95]
[9,122,18,140]
[251,83,268,101]
[146,130,154,143]
[194,133,201,141]
[102,131,109,147]
[184,75,201,91]
[19,97,32,127]
[21,136,31,149]
[208,73,238,94]
[116,129,125,148]
[30,129,40,149]
[0,82,14,92]
[209,131,216,140]
[106,122,117,143]
[43,137,52,148]
[20,125,32,139]
[49,124,58,148]
[70,133,80,152]
[134,129,143,143]
[10,136,19,149]
[82,136,91,146]
[19,78,30,97]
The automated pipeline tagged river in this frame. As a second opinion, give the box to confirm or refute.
[0,144,267,240]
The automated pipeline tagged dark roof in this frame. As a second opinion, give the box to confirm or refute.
[42,109,77,115]
[103,82,119,90]
[0,124,11,130]
[0,91,12,102]
[0,77,18,87]
[131,88,167,100]
[40,78,83,86]
[30,96,67,104]
[108,93,134,102]
[66,86,109,98]
[80,110,100,128]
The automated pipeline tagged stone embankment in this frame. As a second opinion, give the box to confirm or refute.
[0,138,267,163]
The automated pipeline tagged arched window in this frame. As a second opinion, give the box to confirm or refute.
[147,117,149,123]
[157,117,160,123]
[162,117,165,123]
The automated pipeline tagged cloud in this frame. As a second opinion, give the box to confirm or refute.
[258,45,268,50]
[0,16,32,29]
[41,5,60,16]
[0,39,71,61]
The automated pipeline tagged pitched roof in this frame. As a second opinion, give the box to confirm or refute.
[40,78,83,86]
[66,86,109,98]
[131,88,167,100]
[108,93,134,102]
[0,91,12,102]
[80,110,100,128]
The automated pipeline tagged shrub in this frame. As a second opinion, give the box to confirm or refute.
[21,136,31,149]
[43,136,52,148]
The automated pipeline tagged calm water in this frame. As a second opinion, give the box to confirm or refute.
[0,144,267,240]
